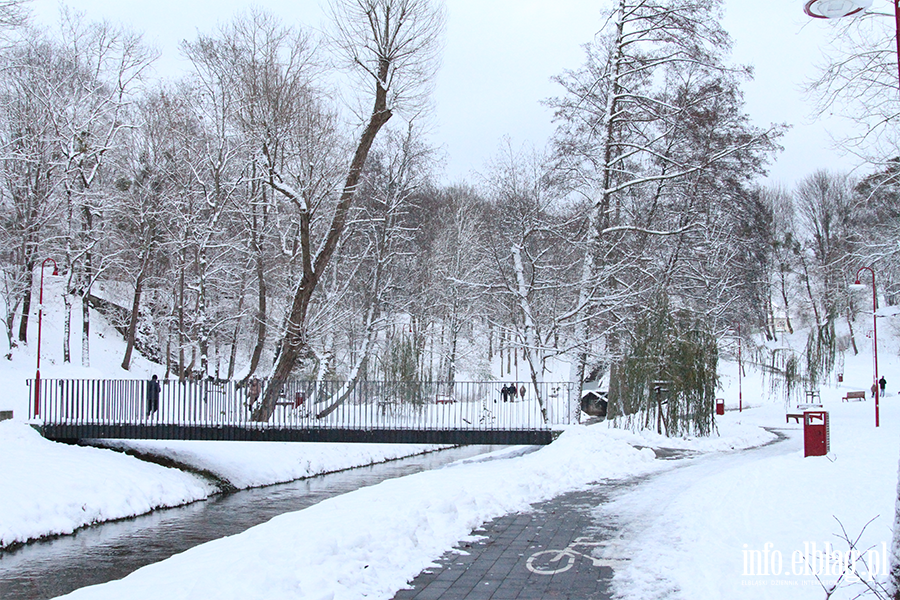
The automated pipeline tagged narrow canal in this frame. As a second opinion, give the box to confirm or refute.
[1,444,524,600]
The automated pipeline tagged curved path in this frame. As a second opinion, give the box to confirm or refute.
[392,428,796,600]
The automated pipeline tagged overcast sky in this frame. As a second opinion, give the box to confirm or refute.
[29,0,865,188]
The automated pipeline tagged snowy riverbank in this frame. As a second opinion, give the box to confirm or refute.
[4,378,899,599]
[38,393,900,600]
[39,420,765,600]
[0,420,446,549]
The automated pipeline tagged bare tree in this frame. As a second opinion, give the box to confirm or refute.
[482,142,583,422]
[0,29,65,347]
[427,185,490,383]
[807,10,900,169]
[549,0,782,394]
[184,10,336,383]
[254,0,445,420]
[50,12,155,366]
[314,123,435,416]
[794,170,856,328]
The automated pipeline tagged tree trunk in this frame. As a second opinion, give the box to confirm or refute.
[247,226,267,378]
[198,249,209,379]
[81,204,94,367]
[18,259,34,343]
[121,268,145,370]
[80,291,90,368]
[177,262,186,381]
[569,0,625,391]
[253,70,393,421]
[846,306,858,356]
[779,270,794,334]
[62,294,71,363]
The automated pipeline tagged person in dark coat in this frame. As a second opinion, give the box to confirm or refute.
[146,374,160,416]
[879,376,887,397]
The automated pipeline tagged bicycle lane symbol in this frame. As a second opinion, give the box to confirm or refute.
[525,537,629,575]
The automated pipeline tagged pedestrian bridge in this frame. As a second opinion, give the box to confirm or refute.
[28,379,579,445]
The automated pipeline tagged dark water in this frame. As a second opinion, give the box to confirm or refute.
[0,444,528,600]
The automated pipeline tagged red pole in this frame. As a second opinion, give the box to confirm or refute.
[872,271,879,428]
[895,0,900,94]
[33,258,57,418]
[738,324,742,412]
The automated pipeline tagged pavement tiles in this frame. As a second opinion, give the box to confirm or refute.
[392,485,626,600]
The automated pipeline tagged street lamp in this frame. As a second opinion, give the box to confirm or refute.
[737,324,743,412]
[33,258,58,418]
[804,0,900,95]
[805,0,873,18]
[850,266,879,427]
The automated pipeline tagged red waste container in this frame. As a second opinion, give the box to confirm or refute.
[715,398,725,416]
[803,411,830,457]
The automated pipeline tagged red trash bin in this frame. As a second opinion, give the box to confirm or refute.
[803,411,830,457]
[715,398,725,416]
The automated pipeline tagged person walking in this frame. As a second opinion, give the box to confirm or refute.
[146,374,161,416]
[872,382,879,399]
[246,376,261,410]
[879,376,887,397]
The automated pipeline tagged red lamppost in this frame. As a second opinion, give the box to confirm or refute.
[851,266,879,427]
[804,0,900,95]
[738,324,743,412]
[33,258,58,418]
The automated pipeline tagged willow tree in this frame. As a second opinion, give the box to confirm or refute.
[609,295,717,437]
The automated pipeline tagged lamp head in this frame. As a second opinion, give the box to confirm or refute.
[804,0,872,18]
[849,280,866,290]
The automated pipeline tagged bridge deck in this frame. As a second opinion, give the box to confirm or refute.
[38,423,554,445]
[30,379,577,445]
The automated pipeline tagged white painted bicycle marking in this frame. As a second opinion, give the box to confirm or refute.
[526,537,629,575]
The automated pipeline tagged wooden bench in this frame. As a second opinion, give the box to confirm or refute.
[786,413,804,424]
[842,390,866,402]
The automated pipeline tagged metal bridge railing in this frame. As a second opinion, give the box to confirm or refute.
[28,379,580,432]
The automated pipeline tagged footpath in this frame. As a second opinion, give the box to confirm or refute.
[391,439,783,600]
[391,479,633,600]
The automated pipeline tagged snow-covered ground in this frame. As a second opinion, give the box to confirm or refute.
[611,400,900,599]
[17,418,774,600]
[3,280,900,598]
[0,420,448,548]
[0,286,449,549]
[11,389,896,600]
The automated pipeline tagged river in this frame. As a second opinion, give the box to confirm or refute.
[0,444,526,600]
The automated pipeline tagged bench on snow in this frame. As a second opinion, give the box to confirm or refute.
[842,390,866,402]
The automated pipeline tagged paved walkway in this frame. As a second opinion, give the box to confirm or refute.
[392,432,792,600]
[392,484,628,600]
